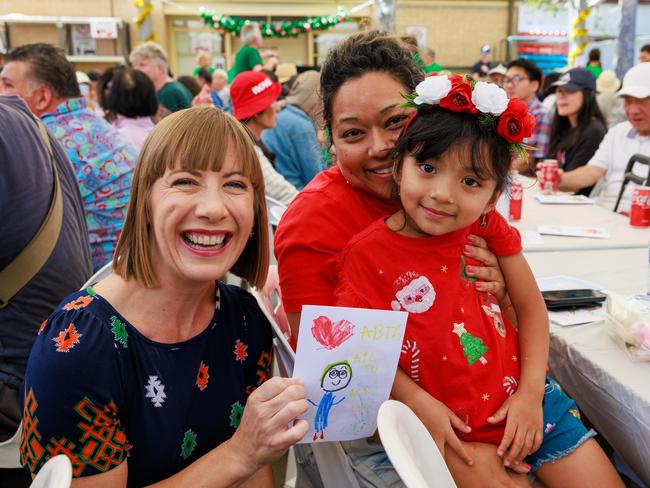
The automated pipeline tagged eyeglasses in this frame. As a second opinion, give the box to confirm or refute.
[503,75,529,86]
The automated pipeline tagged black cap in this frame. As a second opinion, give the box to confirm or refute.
[551,67,596,92]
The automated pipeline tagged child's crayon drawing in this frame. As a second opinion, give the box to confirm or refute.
[311,316,355,349]
[308,361,352,440]
[293,305,408,443]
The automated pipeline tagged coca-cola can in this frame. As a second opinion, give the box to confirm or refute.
[540,159,559,194]
[630,187,650,227]
[509,183,523,221]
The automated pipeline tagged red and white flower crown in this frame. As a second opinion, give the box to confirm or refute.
[401,74,537,159]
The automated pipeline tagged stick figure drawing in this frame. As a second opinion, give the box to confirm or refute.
[308,360,353,441]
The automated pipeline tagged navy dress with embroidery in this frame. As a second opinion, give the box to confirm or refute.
[20,282,273,487]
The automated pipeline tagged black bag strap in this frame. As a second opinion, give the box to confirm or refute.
[0,119,63,309]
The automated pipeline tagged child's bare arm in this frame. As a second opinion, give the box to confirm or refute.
[391,367,473,465]
[487,252,548,466]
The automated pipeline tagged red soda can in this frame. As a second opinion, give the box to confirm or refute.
[540,159,559,194]
[509,183,523,221]
[630,187,650,227]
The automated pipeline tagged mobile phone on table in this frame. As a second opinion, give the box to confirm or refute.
[541,289,607,310]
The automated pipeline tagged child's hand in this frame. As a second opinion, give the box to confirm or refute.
[486,388,543,467]
[412,393,474,466]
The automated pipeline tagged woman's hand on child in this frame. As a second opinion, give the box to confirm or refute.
[486,388,543,468]
[229,377,309,476]
[412,392,474,466]
[463,234,507,301]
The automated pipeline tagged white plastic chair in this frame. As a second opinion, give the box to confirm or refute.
[377,400,457,488]
[0,423,22,468]
[266,195,288,227]
[29,454,72,488]
[81,260,113,289]
[251,266,361,488]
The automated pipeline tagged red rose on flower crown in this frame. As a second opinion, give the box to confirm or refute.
[496,98,536,144]
[401,74,537,159]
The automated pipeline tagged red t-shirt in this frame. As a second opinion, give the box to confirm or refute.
[333,211,522,444]
[274,166,397,313]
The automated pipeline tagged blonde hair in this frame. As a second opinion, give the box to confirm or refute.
[113,107,269,288]
[129,41,170,69]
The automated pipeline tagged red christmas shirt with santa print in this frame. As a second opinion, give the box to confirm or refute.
[333,210,522,444]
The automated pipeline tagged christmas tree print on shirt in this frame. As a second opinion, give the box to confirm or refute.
[452,322,488,365]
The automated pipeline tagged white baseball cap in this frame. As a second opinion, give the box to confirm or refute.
[618,62,650,99]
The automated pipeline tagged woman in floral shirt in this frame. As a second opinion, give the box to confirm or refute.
[21,107,308,486]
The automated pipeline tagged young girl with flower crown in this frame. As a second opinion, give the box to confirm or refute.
[331,75,623,486]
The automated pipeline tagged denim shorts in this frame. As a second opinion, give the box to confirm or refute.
[525,377,597,471]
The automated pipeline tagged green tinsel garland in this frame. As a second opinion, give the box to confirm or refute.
[199,7,349,38]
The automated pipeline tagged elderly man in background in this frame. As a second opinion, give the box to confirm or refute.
[557,62,650,212]
[261,70,326,190]
[0,43,137,271]
[130,41,192,113]
[228,23,264,83]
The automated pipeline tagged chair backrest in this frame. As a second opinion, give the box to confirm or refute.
[613,153,650,213]
[266,195,288,227]
[378,400,457,488]
[81,260,113,290]
[30,454,72,488]
[251,267,360,488]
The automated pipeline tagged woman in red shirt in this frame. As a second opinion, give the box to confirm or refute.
[274,31,529,487]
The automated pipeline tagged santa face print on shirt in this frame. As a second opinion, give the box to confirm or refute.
[391,273,436,314]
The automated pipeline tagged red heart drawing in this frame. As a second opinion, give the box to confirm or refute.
[311,316,355,350]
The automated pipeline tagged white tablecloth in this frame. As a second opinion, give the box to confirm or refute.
[524,247,650,484]
[509,178,650,252]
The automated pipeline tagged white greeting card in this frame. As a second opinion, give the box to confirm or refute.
[292,305,408,443]
[537,225,609,239]
[534,194,594,205]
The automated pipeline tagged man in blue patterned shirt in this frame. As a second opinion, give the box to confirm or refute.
[1,44,137,271]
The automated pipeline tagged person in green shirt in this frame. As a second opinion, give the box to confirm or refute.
[421,47,442,74]
[129,41,192,113]
[228,23,264,83]
[586,48,603,79]
[192,51,216,77]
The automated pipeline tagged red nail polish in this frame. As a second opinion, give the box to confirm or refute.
[466,234,476,242]
[463,245,472,253]
[523,463,531,471]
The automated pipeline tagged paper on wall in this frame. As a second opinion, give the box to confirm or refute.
[292,305,408,443]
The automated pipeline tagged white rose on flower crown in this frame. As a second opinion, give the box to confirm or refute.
[413,76,452,105]
[471,81,509,115]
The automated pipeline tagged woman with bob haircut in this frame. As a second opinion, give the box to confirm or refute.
[20,107,309,487]
[106,68,158,151]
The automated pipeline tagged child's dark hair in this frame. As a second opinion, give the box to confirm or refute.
[392,107,511,195]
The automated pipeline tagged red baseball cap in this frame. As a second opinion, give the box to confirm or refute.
[230,71,282,121]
